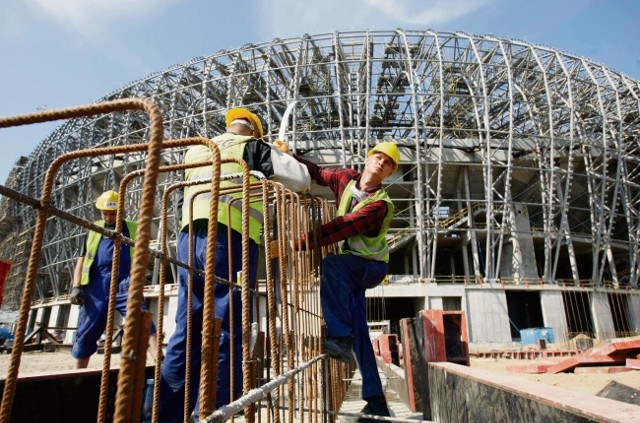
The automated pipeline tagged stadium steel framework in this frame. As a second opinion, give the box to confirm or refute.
[1,29,639,342]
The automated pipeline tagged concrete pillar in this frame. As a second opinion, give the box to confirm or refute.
[162,293,179,341]
[465,287,512,343]
[626,294,640,333]
[48,305,61,342]
[499,203,538,280]
[590,291,615,341]
[461,167,481,281]
[48,305,60,328]
[540,290,569,344]
[35,307,46,325]
[65,305,80,345]
[32,308,47,343]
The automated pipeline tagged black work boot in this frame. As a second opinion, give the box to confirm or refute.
[323,336,352,363]
[358,396,390,422]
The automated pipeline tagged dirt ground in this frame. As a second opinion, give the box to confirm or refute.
[0,348,154,375]
[0,348,638,398]
[469,356,640,396]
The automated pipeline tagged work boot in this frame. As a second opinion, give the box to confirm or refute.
[358,396,391,422]
[324,336,352,363]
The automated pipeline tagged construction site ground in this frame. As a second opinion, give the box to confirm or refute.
[1,349,638,398]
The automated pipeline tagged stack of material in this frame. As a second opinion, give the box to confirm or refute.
[505,338,640,375]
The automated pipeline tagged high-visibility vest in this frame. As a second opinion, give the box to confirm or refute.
[80,220,137,286]
[181,133,264,244]
[336,180,394,262]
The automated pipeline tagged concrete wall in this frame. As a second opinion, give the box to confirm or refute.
[65,306,80,344]
[425,284,466,311]
[374,357,640,422]
[428,297,443,309]
[367,281,431,297]
[540,290,569,343]
[590,291,616,340]
[26,283,640,350]
[465,287,512,343]
[627,294,640,333]
[427,362,640,422]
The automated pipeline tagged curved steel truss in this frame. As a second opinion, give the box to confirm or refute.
[1,29,639,307]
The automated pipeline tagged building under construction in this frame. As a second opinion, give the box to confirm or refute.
[0,28,639,421]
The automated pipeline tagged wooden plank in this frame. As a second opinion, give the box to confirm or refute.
[626,358,640,369]
[546,354,629,374]
[574,366,634,374]
[584,339,640,357]
[399,317,421,413]
[506,364,552,374]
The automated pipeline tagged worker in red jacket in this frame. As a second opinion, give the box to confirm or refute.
[274,140,400,421]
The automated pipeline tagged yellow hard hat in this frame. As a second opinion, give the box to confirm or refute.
[95,190,119,211]
[226,107,264,139]
[368,141,400,171]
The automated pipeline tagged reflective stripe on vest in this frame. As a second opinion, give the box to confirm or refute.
[182,133,264,243]
[336,180,394,262]
[80,220,137,286]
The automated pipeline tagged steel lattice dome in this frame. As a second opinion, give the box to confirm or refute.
[1,29,640,307]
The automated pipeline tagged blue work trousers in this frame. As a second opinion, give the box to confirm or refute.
[72,232,156,359]
[321,253,388,399]
[159,221,258,422]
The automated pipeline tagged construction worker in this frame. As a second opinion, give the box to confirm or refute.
[274,139,399,421]
[69,190,159,368]
[159,108,277,422]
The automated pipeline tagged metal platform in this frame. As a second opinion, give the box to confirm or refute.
[336,366,426,422]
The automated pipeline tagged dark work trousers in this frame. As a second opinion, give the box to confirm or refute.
[72,225,156,358]
[159,221,258,422]
[321,253,388,399]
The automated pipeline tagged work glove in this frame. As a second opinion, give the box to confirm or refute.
[273,139,290,154]
[269,240,281,258]
[268,239,300,258]
[70,286,85,306]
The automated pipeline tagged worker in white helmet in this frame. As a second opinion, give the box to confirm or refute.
[69,190,159,368]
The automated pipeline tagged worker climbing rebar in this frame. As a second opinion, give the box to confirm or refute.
[273,139,400,421]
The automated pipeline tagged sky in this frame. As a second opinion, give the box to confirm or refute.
[0,0,638,183]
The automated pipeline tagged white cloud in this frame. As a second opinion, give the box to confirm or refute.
[363,0,495,26]
[258,0,496,41]
[24,0,176,38]
[0,2,30,39]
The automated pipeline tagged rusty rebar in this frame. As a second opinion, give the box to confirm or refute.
[0,98,165,423]
[0,105,340,421]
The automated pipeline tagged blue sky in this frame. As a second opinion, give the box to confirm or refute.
[0,0,638,183]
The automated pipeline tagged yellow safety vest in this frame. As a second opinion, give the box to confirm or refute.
[181,133,264,244]
[80,220,137,286]
[336,180,394,262]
